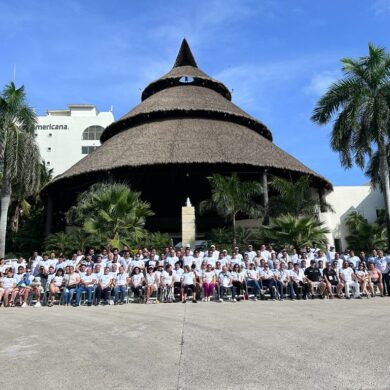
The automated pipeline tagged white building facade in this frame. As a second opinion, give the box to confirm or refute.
[321,185,384,251]
[35,104,114,176]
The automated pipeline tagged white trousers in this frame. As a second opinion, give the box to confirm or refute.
[345,281,360,298]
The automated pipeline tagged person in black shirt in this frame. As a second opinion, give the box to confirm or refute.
[323,262,339,298]
[304,260,326,299]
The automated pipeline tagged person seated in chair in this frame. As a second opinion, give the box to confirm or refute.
[218,266,236,302]
[337,260,362,299]
[75,268,97,306]
[323,262,339,299]
[304,260,326,299]
[260,263,277,300]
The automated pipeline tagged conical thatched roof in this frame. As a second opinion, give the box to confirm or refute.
[49,39,331,189]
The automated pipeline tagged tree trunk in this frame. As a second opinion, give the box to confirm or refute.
[262,169,270,225]
[378,141,390,248]
[232,213,237,246]
[0,178,12,258]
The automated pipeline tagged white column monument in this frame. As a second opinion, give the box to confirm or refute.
[182,197,196,249]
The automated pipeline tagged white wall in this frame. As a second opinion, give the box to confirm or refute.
[322,185,384,250]
[35,104,114,177]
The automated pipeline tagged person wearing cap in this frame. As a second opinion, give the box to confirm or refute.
[204,249,216,268]
[304,260,326,299]
[210,245,219,260]
[0,269,16,306]
[244,245,256,262]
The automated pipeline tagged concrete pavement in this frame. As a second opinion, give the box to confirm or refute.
[0,299,389,389]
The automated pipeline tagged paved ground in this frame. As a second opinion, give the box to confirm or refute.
[1,299,389,390]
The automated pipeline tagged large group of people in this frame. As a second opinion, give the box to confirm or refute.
[0,244,389,307]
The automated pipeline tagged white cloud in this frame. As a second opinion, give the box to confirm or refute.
[373,0,390,14]
[304,71,339,96]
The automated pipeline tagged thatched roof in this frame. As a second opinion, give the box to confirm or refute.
[48,39,331,190]
[51,118,329,187]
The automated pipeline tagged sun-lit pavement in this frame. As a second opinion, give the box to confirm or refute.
[1,299,389,390]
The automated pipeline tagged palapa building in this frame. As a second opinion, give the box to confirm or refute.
[44,39,332,236]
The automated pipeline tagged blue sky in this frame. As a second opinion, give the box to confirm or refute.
[1,0,389,185]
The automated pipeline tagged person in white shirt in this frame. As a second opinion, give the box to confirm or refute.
[130,267,144,302]
[259,245,271,262]
[95,267,113,305]
[0,269,16,307]
[355,263,370,298]
[374,250,390,296]
[165,250,179,268]
[181,265,197,303]
[202,264,216,302]
[182,248,194,268]
[145,266,158,303]
[204,249,216,268]
[113,266,129,305]
[173,262,184,297]
[48,268,65,307]
[210,245,219,260]
[348,250,360,269]
[232,247,243,262]
[274,262,295,300]
[130,254,145,272]
[326,246,336,262]
[218,266,236,302]
[244,245,256,262]
[160,264,174,303]
[260,263,277,300]
[230,264,246,301]
[30,251,43,276]
[337,261,361,299]
[245,263,261,300]
[290,249,299,264]
[75,268,96,306]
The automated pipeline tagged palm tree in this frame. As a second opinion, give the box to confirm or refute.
[202,173,262,237]
[0,82,41,257]
[311,44,390,247]
[270,175,333,217]
[345,211,386,250]
[260,214,330,250]
[66,182,154,249]
[365,146,390,190]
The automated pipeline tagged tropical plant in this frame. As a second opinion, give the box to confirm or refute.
[138,231,172,251]
[66,182,154,249]
[270,175,333,217]
[345,211,387,251]
[201,173,262,237]
[311,43,390,247]
[44,231,74,254]
[0,82,41,257]
[208,226,254,249]
[259,214,329,250]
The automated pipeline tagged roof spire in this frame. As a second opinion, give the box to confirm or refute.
[173,38,198,68]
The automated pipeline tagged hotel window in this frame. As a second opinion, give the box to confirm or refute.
[82,125,104,140]
[47,147,52,152]
[82,146,98,154]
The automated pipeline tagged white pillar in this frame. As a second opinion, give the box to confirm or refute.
[182,205,195,249]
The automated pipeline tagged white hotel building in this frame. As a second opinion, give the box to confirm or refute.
[35,104,114,176]
[35,104,384,251]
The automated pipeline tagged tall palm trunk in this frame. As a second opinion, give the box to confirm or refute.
[378,141,390,248]
[0,177,12,257]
